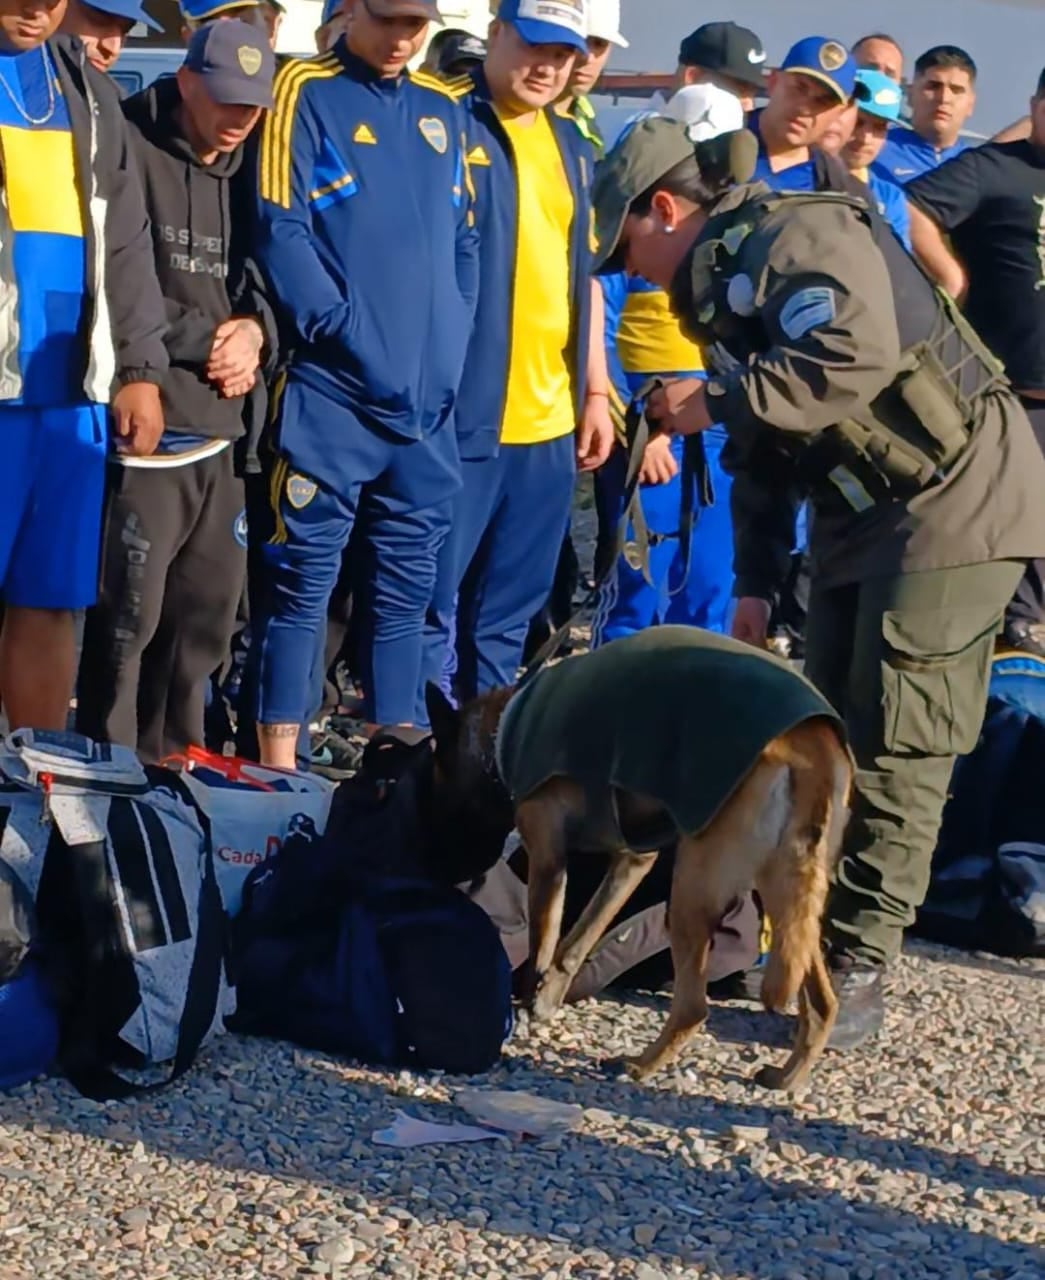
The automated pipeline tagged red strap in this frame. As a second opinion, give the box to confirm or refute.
[159,745,281,793]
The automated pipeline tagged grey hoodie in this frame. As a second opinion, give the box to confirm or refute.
[122,77,274,442]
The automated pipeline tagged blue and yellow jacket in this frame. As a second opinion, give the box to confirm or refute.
[254,41,479,450]
[449,67,595,461]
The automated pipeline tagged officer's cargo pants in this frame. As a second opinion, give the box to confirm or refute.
[805,559,1024,965]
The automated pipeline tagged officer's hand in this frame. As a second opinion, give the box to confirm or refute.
[731,597,772,649]
[638,435,679,486]
[646,377,705,435]
[576,393,615,472]
[207,318,264,391]
[112,381,164,458]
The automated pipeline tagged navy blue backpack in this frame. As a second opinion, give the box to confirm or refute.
[227,736,514,1074]
[917,653,1045,958]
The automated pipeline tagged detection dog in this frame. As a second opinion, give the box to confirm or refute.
[426,626,852,1092]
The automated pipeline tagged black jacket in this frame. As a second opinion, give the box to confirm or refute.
[5,37,170,401]
[123,78,274,440]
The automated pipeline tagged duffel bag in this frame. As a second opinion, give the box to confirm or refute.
[158,746,335,918]
[231,876,513,1076]
[0,730,234,1099]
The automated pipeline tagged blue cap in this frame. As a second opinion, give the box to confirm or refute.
[87,0,162,31]
[780,36,857,104]
[180,0,259,22]
[498,0,588,55]
[854,68,903,122]
[319,0,340,22]
[184,17,274,107]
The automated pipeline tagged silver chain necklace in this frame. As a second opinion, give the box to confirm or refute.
[0,47,56,127]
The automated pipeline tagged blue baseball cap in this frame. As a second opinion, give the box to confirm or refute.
[180,0,259,22]
[319,0,340,22]
[498,0,588,55]
[780,36,857,104]
[87,0,162,31]
[184,17,274,107]
[854,68,903,122]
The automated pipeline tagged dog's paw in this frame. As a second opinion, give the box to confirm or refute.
[753,1061,792,1091]
[530,972,570,1024]
[600,1054,656,1084]
[529,991,563,1025]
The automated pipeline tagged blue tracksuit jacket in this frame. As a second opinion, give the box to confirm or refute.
[254,43,479,470]
[448,66,594,461]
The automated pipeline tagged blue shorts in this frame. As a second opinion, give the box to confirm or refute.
[0,403,108,610]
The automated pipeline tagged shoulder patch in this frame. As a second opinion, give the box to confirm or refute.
[778,287,838,340]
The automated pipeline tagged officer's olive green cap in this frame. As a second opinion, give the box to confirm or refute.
[593,116,758,273]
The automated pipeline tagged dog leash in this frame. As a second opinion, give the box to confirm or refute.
[518,378,713,687]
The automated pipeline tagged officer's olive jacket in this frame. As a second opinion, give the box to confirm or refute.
[0,37,168,403]
[670,183,1045,597]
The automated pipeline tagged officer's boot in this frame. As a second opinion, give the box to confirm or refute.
[826,951,885,1050]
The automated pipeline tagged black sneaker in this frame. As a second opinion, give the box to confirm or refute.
[827,953,885,1050]
[309,727,365,780]
[1000,620,1045,658]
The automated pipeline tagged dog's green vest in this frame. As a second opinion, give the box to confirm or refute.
[496,626,844,851]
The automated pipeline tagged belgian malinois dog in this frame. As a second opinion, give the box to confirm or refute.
[425,628,853,1092]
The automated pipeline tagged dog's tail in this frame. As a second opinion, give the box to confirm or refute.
[757,720,851,1014]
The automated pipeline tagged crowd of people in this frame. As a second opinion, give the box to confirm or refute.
[0,0,1043,1045]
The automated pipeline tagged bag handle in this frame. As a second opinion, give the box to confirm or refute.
[159,745,280,793]
[60,782,227,1102]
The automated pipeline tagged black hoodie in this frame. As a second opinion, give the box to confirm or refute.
[122,78,274,442]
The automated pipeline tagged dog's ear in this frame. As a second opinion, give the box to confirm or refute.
[425,682,460,758]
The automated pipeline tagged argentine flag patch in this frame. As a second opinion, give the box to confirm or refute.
[779,287,837,340]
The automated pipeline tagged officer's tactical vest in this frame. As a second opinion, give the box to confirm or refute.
[688,189,1008,512]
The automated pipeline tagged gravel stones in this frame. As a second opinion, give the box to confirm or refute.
[314,1232,357,1266]
[0,934,1041,1278]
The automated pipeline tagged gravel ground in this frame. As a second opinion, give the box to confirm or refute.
[1,941,1042,1280]
[3,481,1043,1279]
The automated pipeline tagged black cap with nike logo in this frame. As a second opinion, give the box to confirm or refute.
[678,21,768,92]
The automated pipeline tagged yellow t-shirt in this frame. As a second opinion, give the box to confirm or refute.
[497,108,576,446]
[616,285,704,375]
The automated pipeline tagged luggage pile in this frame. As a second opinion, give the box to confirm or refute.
[0,731,514,1097]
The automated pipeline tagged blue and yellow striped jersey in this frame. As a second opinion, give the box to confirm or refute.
[616,277,704,376]
[0,45,86,406]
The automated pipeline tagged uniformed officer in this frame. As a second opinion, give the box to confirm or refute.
[594,83,745,649]
[591,118,1045,1047]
